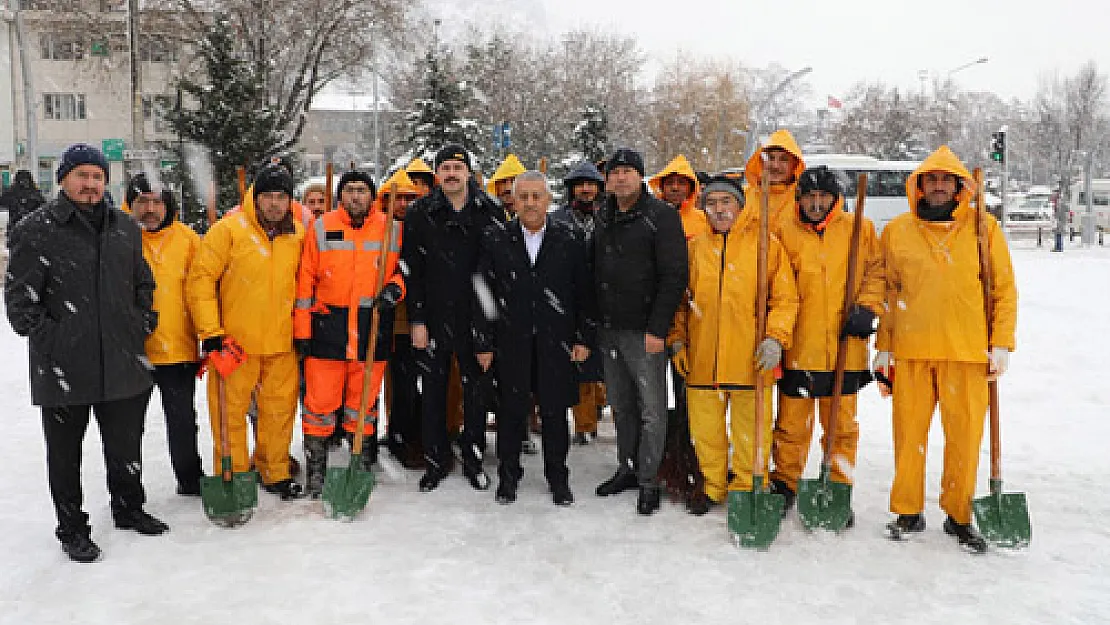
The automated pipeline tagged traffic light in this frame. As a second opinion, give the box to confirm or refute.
[990,131,1006,164]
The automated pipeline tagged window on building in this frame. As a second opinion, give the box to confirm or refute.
[142,95,173,133]
[140,36,178,63]
[39,33,86,61]
[43,93,87,121]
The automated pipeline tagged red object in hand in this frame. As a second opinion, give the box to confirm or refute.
[875,367,894,397]
[205,337,247,378]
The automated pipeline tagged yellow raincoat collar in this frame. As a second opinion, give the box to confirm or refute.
[649,154,703,223]
[486,153,527,196]
[242,184,297,237]
[906,145,974,219]
[744,129,806,188]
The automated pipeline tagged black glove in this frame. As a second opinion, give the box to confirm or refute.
[201,336,225,354]
[841,304,877,339]
[372,283,403,311]
[294,339,312,358]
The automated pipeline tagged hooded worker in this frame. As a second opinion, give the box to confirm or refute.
[667,175,799,515]
[744,129,806,233]
[648,154,711,240]
[875,145,1017,552]
[768,166,885,524]
[405,157,435,198]
[123,173,206,497]
[294,169,405,497]
[186,163,307,501]
[487,153,527,218]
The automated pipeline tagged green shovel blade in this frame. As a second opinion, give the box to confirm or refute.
[200,469,258,527]
[321,460,376,520]
[797,477,853,532]
[727,481,785,550]
[972,481,1031,548]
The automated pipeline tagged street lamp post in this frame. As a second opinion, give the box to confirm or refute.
[742,66,812,165]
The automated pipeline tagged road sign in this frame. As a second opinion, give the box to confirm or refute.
[124,149,161,161]
[102,138,126,161]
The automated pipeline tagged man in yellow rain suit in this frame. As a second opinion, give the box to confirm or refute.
[744,129,806,232]
[876,146,1017,553]
[187,163,307,500]
[668,175,799,515]
[769,166,884,525]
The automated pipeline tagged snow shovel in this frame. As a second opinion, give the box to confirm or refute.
[970,169,1031,547]
[322,189,398,520]
[728,170,784,550]
[797,173,868,533]
[201,371,258,527]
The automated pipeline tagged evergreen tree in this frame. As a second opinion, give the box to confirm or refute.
[574,104,610,165]
[165,14,289,215]
[398,44,484,166]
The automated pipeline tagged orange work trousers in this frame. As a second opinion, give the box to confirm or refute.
[302,357,387,438]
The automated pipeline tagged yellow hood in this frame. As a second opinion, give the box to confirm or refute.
[744,129,806,187]
[906,145,974,208]
[405,158,433,176]
[486,153,527,195]
[380,168,419,196]
[648,154,699,199]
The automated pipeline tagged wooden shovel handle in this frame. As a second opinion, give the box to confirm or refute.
[973,168,1003,482]
[753,172,770,480]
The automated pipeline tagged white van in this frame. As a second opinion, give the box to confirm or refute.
[1068,180,1110,233]
[805,155,920,232]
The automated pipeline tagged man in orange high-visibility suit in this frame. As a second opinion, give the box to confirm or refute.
[875,145,1017,553]
[294,169,405,497]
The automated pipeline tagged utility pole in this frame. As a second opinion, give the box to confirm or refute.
[11,0,37,181]
[128,0,144,155]
[372,66,380,180]
[1083,150,1094,247]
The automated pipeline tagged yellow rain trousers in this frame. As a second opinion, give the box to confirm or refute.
[878,145,1018,524]
[688,388,774,502]
[772,395,859,491]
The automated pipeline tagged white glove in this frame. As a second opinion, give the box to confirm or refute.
[872,351,893,375]
[988,347,1009,379]
[754,338,782,373]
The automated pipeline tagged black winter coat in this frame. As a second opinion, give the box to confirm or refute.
[551,203,604,382]
[401,180,504,347]
[473,217,596,410]
[593,185,689,339]
[5,194,157,407]
[1,172,47,244]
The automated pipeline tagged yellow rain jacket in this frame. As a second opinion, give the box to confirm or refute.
[648,154,711,239]
[744,129,806,233]
[405,157,433,177]
[120,202,202,365]
[186,187,305,355]
[777,197,884,374]
[670,208,800,388]
[486,153,526,197]
[875,146,1018,361]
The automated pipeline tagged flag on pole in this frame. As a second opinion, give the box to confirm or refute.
[827,95,843,109]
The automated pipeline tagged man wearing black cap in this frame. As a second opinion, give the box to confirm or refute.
[592,147,689,515]
[125,173,206,497]
[5,143,168,563]
[187,162,307,502]
[401,143,505,492]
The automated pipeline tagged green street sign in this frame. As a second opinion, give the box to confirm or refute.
[91,40,109,57]
[102,138,126,161]
[2,171,10,189]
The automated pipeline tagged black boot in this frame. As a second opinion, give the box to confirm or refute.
[495,478,518,504]
[770,478,796,512]
[886,513,927,539]
[637,485,661,515]
[113,508,170,536]
[58,529,101,563]
[458,440,490,491]
[419,456,450,493]
[686,491,717,516]
[304,435,329,499]
[263,479,306,500]
[551,480,574,506]
[596,470,638,497]
[944,516,988,554]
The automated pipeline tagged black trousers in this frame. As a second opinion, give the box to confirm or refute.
[419,337,491,467]
[388,334,422,449]
[152,363,204,491]
[41,389,153,539]
[496,339,570,486]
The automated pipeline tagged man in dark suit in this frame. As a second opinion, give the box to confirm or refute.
[474,171,596,506]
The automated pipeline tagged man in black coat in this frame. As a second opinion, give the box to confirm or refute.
[474,171,595,506]
[2,169,47,244]
[551,160,607,445]
[592,148,689,516]
[401,144,505,492]
[4,144,167,563]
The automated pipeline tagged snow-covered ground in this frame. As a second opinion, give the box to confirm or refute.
[1,242,1108,625]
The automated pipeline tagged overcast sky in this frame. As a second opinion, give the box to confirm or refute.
[436,0,1108,105]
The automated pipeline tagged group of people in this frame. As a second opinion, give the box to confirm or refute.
[3,129,1017,564]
